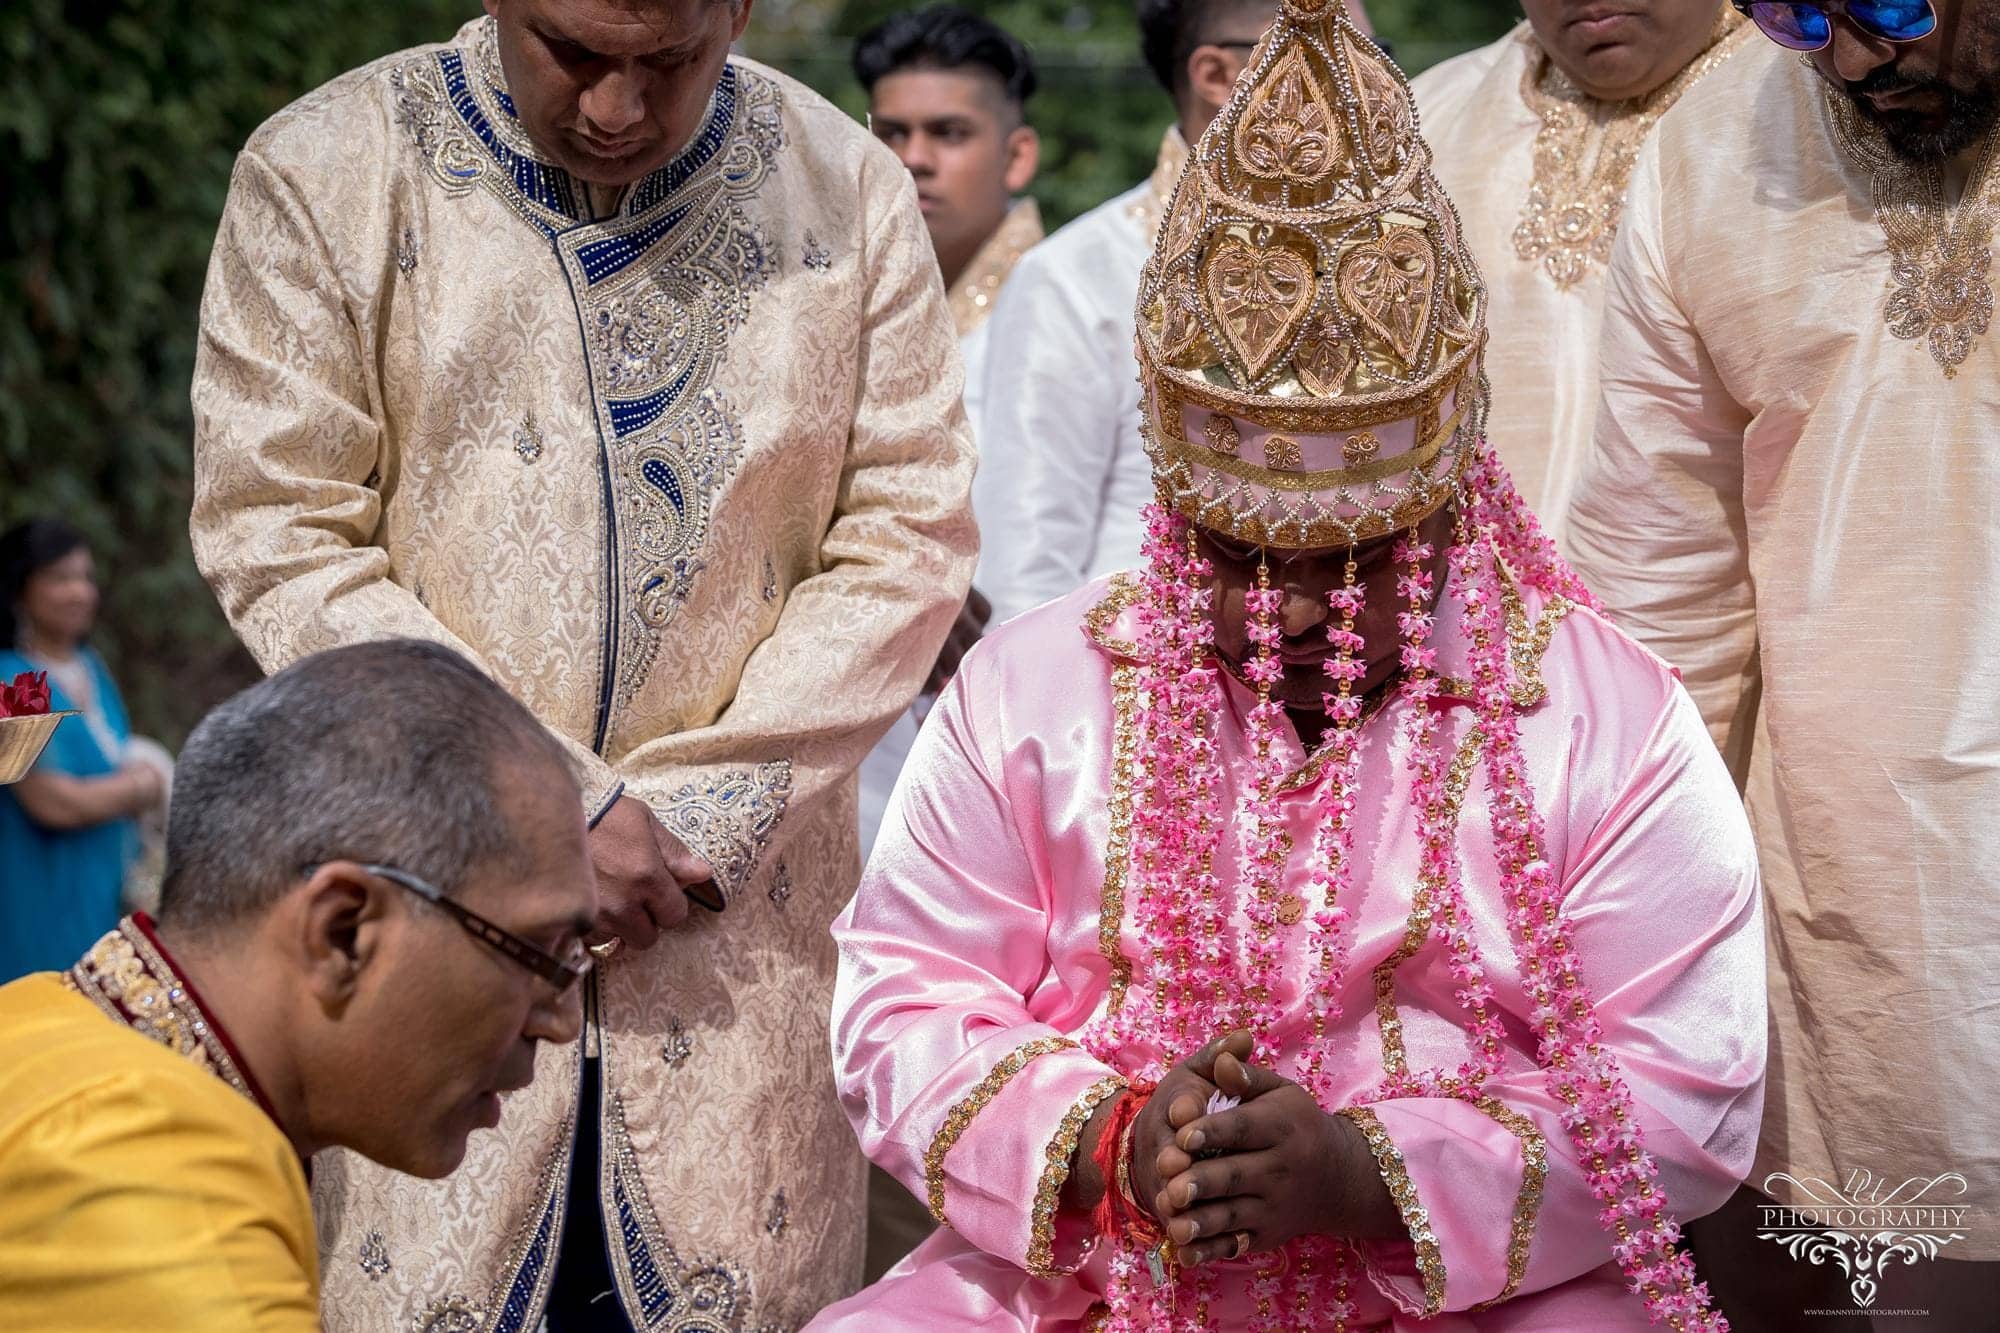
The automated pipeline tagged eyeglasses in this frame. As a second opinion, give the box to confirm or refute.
[1732,0,1937,51]
[335,862,591,994]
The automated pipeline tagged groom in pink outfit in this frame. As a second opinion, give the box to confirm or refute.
[814,2,1765,1328]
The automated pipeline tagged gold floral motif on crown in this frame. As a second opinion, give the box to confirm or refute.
[1205,228,1319,379]
[1343,431,1382,465]
[1235,44,1346,186]
[1204,413,1242,455]
[1514,14,1751,289]
[1827,88,1999,378]
[1337,223,1437,363]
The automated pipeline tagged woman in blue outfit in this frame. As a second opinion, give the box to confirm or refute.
[0,519,165,982]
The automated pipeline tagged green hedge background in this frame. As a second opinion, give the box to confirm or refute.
[0,0,1517,742]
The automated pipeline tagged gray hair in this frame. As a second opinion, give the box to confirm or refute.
[158,639,579,931]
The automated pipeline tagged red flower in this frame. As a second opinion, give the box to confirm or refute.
[0,671,52,718]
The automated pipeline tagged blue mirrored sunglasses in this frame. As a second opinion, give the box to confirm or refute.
[1733,0,1938,50]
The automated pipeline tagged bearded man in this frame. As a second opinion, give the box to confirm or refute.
[188,0,978,1327]
[1410,0,1753,543]
[811,5,1765,1328]
[1565,0,2000,1319]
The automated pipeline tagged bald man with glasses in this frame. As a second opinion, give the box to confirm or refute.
[0,640,595,1330]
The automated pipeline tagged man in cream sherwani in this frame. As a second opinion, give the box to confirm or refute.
[189,0,977,1328]
[1411,0,1753,543]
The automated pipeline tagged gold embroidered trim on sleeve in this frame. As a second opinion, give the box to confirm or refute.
[1081,571,1144,658]
[1469,1095,1548,1308]
[1339,1106,1447,1316]
[1027,1074,1128,1277]
[924,1036,1079,1226]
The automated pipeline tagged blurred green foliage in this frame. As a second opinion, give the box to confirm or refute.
[2,0,1514,742]
[1,0,479,742]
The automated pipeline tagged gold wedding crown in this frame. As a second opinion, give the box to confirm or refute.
[1137,0,1488,550]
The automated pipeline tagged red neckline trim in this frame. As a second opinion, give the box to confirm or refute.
[130,912,289,1131]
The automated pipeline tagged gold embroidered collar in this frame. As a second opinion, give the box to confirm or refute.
[64,914,274,1119]
[1126,125,1190,245]
[1826,87,1999,378]
[946,198,1045,338]
[1514,13,1752,289]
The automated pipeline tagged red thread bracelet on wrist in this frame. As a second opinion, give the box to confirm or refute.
[1089,1081,1161,1244]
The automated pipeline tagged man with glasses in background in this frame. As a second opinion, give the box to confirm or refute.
[968,0,1374,626]
[1564,0,2000,1319]
[0,639,595,1329]
[1411,0,1753,547]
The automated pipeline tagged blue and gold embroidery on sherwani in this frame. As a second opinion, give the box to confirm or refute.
[190,16,976,1331]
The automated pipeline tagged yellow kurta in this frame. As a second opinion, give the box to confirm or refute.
[1413,18,1750,543]
[189,16,978,1329]
[1567,39,2000,1257]
[0,973,318,1330]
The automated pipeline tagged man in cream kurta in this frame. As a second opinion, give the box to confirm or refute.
[1411,2,1752,543]
[967,126,1184,624]
[1566,24,2000,1317]
[850,4,1045,862]
[189,8,977,1330]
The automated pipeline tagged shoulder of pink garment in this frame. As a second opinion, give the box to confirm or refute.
[1077,571,1146,662]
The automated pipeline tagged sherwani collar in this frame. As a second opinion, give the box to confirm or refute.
[64,913,283,1128]
[464,15,729,226]
[1127,125,1190,247]
[946,198,1045,337]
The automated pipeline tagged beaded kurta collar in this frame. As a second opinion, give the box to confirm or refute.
[1127,126,1192,245]
[64,914,276,1121]
[946,198,1045,337]
[1826,84,1999,377]
[1514,12,1751,289]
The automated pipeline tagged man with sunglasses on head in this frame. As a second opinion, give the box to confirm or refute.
[1410,0,1755,548]
[1563,0,2000,1320]
[0,639,595,1329]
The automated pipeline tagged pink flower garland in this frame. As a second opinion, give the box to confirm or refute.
[1238,557,1294,1071]
[1292,556,1362,1108]
[1461,522,1723,1330]
[1091,440,1720,1331]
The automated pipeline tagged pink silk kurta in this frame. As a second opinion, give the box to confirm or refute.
[813,574,1765,1330]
